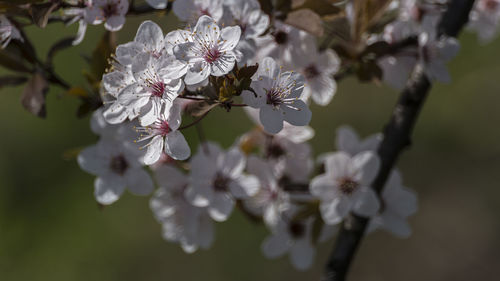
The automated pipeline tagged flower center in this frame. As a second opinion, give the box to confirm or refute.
[150,81,166,98]
[203,47,221,64]
[213,173,229,192]
[485,0,499,10]
[266,87,286,107]
[110,154,128,175]
[102,3,118,18]
[274,31,288,45]
[153,120,171,136]
[338,177,359,195]
[303,64,320,79]
[266,142,285,158]
[199,8,211,17]
[289,221,306,239]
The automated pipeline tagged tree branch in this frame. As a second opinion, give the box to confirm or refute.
[322,1,476,280]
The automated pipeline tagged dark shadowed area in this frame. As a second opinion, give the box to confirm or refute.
[1,12,500,281]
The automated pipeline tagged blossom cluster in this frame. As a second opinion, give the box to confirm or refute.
[63,0,493,271]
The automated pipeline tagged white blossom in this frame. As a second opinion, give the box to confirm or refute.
[243,156,290,229]
[292,39,340,106]
[85,0,128,31]
[172,0,224,24]
[151,165,214,253]
[241,57,311,134]
[419,31,460,83]
[335,125,382,156]
[78,110,154,205]
[0,15,23,48]
[367,170,418,238]
[116,52,184,126]
[468,0,500,43]
[173,15,241,85]
[184,142,260,222]
[310,151,381,225]
[135,100,191,165]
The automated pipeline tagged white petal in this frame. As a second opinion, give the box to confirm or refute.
[260,106,284,134]
[143,135,164,165]
[229,175,259,198]
[208,192,235,222]
[310,174,336,198]
[324,151,351,180]
[261,232,290,259]
[94,175,126,205]
[125,168,154,196]
[184,61,211,85]
[78,145,107,175]
[164,130,191,160]
[145,0,167,9]
[352,187,380,217]
[282,100,312,127]
[219,26,241,52]
[184,183,213,207]
[104,15,125,32]
[352,151,380,185]
[320,197,350,225]
[290,239,315,271]
[135,20,164,51]
[221,147,245,178]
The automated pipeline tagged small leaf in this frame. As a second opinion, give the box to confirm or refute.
[0,75,28,89]
[285,9,324,37]
[236,64,259,80]
[29,1,59,28]
[21,71,49,118]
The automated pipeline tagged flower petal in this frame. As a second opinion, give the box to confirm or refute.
[164,130,191,160]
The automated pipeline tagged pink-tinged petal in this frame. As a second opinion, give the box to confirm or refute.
[260,106,284,134]
[320,197,350,225]
[78,145,107,175]
[143,135,164,165]
[134,20,164,51]
[104,15,125,32]
[164,130,191,160]
[352,187,380,217]
[219,26,241,52]
[261,232,290,258]
[94,175,126,205]
[282,100,311,127]
[290,239,315,271]
[229,175,259,198]
[125,168,154,196]
[208,192,235,222]
[352,151,380,185]
[184,61,211,85]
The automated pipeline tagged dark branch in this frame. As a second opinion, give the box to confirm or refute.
[322,1,476,280]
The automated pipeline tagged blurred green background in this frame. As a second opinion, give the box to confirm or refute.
[1,11,500,281]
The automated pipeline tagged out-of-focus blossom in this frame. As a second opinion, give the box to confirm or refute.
[468,0,500,43]
[0,15,23,49]
[172,0,224,24]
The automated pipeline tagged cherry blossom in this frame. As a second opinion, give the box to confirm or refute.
[291,39,340,106]
[335,125,382,156]
[243,156,290,229]
[172,0,224,24]
[116,52,184,126]
[468,0,500,43]
[419,31,460,83]
[0,15,23,49]
[184,143,259,222]
[151,165,214,253]
[310,151,381,225]
[367,170,418,238]
[173,15,241,85]
[135,100,191,165]
[241,57,311,134]
[85,0,129,31]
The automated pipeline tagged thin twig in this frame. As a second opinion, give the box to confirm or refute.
[322,1,476,280]
[178,111,211,131]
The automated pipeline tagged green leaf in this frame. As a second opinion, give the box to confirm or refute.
[21,71,49,118]
[88,31,117,84]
